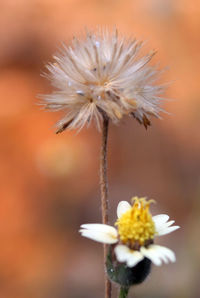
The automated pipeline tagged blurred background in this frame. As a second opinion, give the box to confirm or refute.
[0,0,200,297]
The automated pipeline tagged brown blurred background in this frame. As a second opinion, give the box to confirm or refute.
[0,0,200,297]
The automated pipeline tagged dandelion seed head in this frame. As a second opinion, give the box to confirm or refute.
[41,28,166,133]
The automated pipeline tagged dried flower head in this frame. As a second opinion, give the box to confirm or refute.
[41,29,166,133]
[80,197,180,268]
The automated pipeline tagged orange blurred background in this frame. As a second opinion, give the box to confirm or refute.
[0,0,200,297]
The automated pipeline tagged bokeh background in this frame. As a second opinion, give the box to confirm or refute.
[0,0,200,297]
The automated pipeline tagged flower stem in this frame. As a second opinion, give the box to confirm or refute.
[119,286,129,298]
[100,115,111,298]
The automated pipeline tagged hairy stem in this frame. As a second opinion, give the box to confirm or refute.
[119,286,129,298]
[100,115,111,298]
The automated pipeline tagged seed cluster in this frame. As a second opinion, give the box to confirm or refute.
[41,29,165,132]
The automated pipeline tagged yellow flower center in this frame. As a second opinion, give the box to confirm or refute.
[115,197,156,248]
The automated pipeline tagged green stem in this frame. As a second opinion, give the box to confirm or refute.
[119,286,129,298]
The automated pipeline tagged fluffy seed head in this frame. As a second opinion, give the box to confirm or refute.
[41,28,166,133]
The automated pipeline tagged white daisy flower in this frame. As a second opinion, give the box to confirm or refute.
[41,29,166,133]
[80,197,180,268]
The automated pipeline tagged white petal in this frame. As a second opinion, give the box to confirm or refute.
[115,245,144,267]
[165,220,175,227]
[117,201,131,218]
[115,245,131,262]
[80,229,118,244]
[80,224,118,244]
[157,225,180,236]
[141,244,176,266]
[141,246,162,266]
[153,214,180,236]
[152,245,176,263]
[153,214,169,228]
[81,223,117,235]
[155,220,175,231]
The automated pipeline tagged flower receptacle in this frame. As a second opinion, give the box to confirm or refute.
[106,246,151,287]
